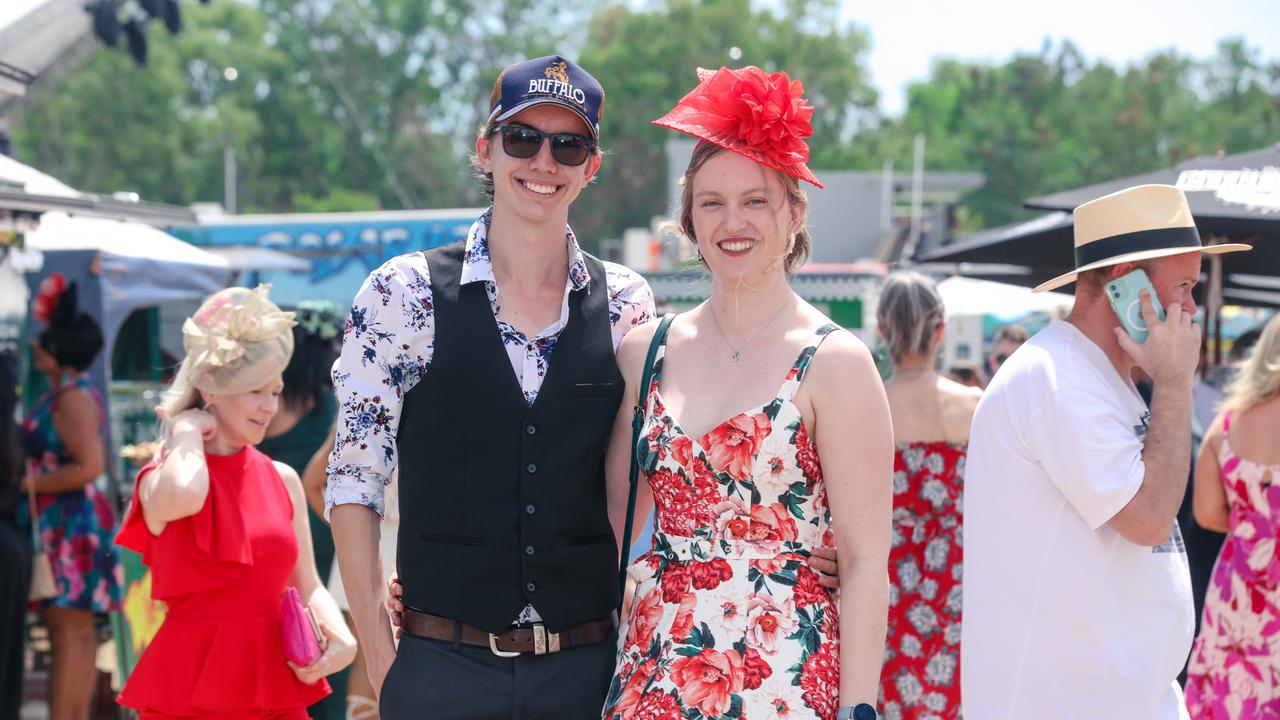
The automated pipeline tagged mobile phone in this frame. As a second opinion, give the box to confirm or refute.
[1106,269,1165,343]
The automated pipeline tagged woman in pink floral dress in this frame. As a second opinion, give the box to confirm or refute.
[602,67,893,720]
[1186,314,1280,718]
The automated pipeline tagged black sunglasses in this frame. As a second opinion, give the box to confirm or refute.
[994,354,1010,365]
[490,125,596,167]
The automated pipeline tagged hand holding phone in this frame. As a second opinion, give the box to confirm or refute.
[1107,270,1166,343]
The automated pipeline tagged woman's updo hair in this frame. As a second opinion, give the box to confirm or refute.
[876,271,946,363]
[676,140,811,275]
[37,282,103,372]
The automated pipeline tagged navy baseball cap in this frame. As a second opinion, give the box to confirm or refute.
[487,55,604,140]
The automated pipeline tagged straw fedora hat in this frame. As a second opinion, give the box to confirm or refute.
[1033,184,1251,293]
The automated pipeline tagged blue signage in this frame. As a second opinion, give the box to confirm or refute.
[175,209,484,308]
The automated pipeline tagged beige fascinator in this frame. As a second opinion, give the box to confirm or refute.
[182,284,297,395]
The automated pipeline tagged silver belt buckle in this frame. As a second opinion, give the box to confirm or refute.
[489,633,520,658]
[532,625,561,655]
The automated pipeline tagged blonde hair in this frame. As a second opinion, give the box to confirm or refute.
[158,285,295,439]
[1221,313,1280,414]
[675,140,811,275]
[877,271,945,363]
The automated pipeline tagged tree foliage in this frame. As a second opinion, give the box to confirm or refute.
[859,38,1280,228]
[9,1,1279,245]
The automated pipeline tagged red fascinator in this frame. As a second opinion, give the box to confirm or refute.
[653,66,822,188]
[32,272,68,323]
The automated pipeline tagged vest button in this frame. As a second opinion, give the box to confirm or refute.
[526,582,537,593]
[525,504,536,515]
[525,424,537,436]
[526,462,538,474]
[525,545,535,556]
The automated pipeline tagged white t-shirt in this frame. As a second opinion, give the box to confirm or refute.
[961,321,1194,720]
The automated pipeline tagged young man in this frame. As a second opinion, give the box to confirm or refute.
[326,55,841,719]
[961,184,1250,719]
[326,56,653,719]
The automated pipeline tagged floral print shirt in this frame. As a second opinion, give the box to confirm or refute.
[325,209,655,518]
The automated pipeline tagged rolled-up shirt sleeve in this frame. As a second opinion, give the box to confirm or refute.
[325,254,434,519]
[604,261,656,347]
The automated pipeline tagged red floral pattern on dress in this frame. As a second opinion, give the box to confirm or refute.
[882,441,965,719]
[794,421,822,486]
[742,647,773,691]
[703,413,771,482]
[633,690,682,720]
[800,643,840,720]
[671,648,746,717]
[670,592,698,643]
[605,325,843,720]
[628,588,664,651]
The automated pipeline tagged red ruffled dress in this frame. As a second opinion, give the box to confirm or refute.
[115,445,330,719]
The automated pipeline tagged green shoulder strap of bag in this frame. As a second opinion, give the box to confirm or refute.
[618,312,675,603]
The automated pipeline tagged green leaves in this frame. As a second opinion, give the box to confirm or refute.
[12,2,1275,248]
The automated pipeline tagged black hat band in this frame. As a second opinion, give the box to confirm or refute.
[1074,225,1202,268]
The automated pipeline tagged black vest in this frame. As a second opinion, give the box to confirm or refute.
[396,241,624,633]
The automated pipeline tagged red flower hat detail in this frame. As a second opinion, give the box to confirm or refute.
[654,66,823,188]
[32,272,68,323]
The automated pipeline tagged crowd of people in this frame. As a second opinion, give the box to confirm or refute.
[1,52,1278,720]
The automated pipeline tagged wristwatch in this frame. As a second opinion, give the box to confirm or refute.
[836,703,878,720]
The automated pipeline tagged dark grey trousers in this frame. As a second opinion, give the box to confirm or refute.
[379,630,618,720]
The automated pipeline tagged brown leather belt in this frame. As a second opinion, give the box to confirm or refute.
[401,608,615,656]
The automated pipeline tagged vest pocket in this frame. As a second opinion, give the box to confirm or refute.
[568,533,614,546]
[419,532,483,546]
[566,382,617,398]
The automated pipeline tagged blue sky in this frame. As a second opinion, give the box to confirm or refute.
[842,0,1280,115]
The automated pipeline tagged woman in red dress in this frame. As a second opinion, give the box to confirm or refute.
[875,272,980,719]
[116,285,356,719]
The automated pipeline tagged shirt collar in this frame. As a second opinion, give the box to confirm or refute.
[460,209,591,291]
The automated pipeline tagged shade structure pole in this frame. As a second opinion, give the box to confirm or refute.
[1207,236,1224,370]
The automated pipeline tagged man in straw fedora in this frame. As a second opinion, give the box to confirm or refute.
[960,184,1249,719]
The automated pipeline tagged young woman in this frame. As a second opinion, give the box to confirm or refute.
[875,272,978,719]
[20,275,122,720]
[602,67,893,720]
[1186,312,1280,718]
[115,285,356,719]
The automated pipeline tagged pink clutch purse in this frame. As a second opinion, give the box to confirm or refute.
[281,586,326,666]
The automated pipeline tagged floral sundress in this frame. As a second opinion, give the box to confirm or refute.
[1184,410,1280,718]
[604,324,843,720]
[18,374,123,612]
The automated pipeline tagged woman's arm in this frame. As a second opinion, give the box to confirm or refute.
[301,428,337,522]
[809,333,893,708]
[1192,413,1230,533]
[25,387,105,494]
[280,461,357,684]
[135,408,216,535]
[606,322,658,555]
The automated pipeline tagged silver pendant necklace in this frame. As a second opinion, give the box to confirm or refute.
[708,298,792,364]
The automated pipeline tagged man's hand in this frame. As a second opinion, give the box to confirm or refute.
[1115,289,1200,386]
[809,546,840,590]
[386,572,404,640]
